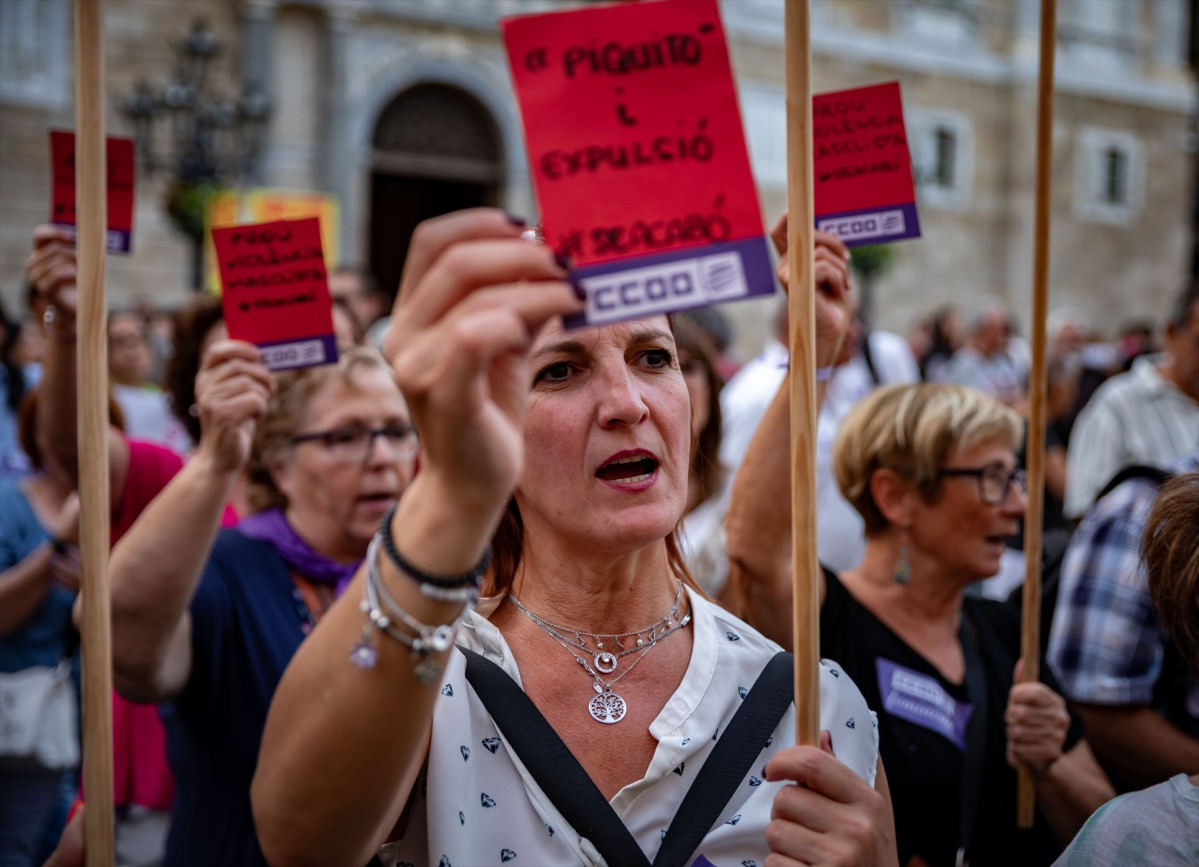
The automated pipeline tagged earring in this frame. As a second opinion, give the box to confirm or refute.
[893,527,912,585]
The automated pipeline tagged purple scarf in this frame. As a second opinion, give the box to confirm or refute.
[237,508,360,597]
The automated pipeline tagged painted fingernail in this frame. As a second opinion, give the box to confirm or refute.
[843,249,852,261]
[571,276,587,302]
[554,251,573,271]
[505,213,528,227]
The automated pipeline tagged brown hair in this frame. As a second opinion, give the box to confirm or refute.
[483,498,697,597]
[164,298,225,444]
[834,383,1022,535]
[244,347,393,513]
[671,313,725,509]
[1142,472,1199,676]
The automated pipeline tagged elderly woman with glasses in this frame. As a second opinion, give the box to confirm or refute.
[726,382,1114,867]
[105,343,417,866]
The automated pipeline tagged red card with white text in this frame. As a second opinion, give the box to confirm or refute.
[211,218,338,370]
[49,130,136,254]
[812,82,921,247]
[502,0,773,327]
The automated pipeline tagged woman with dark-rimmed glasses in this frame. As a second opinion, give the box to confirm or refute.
[104,345,417,866]
[726,382,1115,867]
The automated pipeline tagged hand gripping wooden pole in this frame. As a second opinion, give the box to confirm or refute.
[1018,0,1057,829]
[75,0,116,860]
[784,0,819,746]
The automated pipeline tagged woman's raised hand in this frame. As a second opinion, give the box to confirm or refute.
[193,340,274,474]
[764,732,898,866]
[1005,660,1071,777]
[768,214,854,368]
[25,225,79,317]
[384,209,582,520]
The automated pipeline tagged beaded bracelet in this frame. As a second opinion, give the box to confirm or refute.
[378,504,490,600]
[350,536,475,684]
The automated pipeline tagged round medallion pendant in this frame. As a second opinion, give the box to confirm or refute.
[593,651,618,674]
[588,689,627,724]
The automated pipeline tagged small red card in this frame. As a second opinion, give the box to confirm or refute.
[502,0,774,327]
[211,217,338,370]
[49,130,136,254]
[812,82,921,246]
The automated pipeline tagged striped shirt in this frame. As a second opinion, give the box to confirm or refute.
[1063,355,1199,518]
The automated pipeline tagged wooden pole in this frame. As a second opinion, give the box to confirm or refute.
[784,0,819,746]
[75,0,116,860]
[1018,0,1057,829]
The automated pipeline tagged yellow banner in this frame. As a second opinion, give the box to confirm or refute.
[204,189,340,294]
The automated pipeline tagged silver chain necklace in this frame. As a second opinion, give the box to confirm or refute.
[507,580,684,675]
[508,582,691,724]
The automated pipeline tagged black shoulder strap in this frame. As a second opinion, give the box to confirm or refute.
[861,330,880,386]
[652,651,794,867]
[460,647,651,867]
[1095,463,1172,504]
[957,611,989,866]
[461,647,795,867]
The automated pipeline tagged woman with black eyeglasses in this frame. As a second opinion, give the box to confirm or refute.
[726,382,1114,867]
[104,344,417,866]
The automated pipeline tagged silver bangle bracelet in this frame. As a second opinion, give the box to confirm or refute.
[349,535,475,685]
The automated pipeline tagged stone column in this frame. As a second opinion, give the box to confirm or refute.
[323,1,361,264]
[241,0,278,186]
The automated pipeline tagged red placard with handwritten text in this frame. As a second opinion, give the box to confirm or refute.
[211,218,338,370]
[49,130,136,254]
[503,0,773,327]
[812,82,921,247]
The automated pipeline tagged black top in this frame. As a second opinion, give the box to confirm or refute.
[821,569,1083,867]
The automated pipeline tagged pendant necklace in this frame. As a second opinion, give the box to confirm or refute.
[508,582,691,724]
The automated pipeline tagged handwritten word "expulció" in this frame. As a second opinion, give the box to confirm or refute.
[562,33,703,78]
[541,124,713,180]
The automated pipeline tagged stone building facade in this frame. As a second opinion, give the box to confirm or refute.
[1,0,1194,358]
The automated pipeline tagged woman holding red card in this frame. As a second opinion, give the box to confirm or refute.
[252,209,898,867]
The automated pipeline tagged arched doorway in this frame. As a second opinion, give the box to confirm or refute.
[369,83,503,297]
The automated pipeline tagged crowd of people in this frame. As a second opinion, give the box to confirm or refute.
[0,205,1196,867]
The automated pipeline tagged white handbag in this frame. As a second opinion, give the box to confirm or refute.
[0,661,80,769]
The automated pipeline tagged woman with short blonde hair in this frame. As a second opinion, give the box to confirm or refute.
[728,381,1114,866]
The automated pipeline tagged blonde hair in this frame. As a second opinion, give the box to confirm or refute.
[245,346,394,513]
[833,383,1022,535]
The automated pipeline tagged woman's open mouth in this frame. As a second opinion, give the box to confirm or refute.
[595,452,660,488]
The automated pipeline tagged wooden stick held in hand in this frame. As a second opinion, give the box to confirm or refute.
[75,0,116,860]
[784,0,819,746]
[1018,0,1058,829]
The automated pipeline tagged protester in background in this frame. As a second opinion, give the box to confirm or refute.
[1,298,38,478]
[106,344,417,866]
[917,304,961,382]
[0,409,81,867]
[726,382,1114,866]
[160,299,227,453]
[329,267,387,336]
[1047,446,1199,792]
[251,209,895,867]
[107,310,190,454]
[671,313,730,595]
[1064,283,1199,518]
[935,299,1028,413]
[1053,473,1199,866]
[145,309,176,386]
